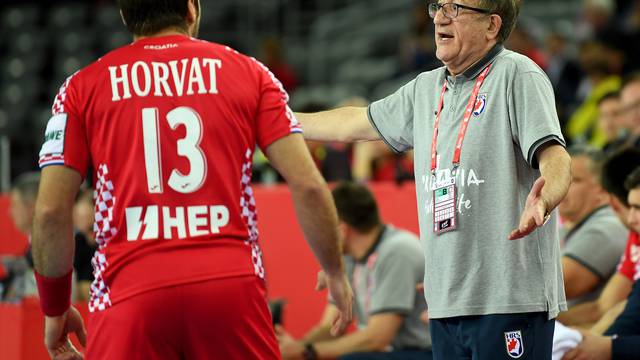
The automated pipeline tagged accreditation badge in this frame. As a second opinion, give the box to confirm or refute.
[433,177,457,234]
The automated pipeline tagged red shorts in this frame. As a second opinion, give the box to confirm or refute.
[85,276,280,360]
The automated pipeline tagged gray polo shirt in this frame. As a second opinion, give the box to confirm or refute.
[562,206,628,306]
[344,225,430,350]
[368,45,567,320]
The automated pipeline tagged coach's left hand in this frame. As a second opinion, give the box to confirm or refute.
[561,330,612,360]
[44,305,86,360]
[509,177,549,240]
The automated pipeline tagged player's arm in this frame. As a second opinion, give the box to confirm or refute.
[558,273,632,325]
[312,313,404,357]
[562,256,601,300]
[32,166,81,282]
[32,166,86,359]
[266,133,353,333]
[295,107,380,142]
[301,304,341,343]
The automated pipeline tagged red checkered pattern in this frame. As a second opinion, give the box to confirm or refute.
[38,154,65,167]
[94,164,117,246]
[251,57,302,134]
[89,163,116,312]
[89,251,111,312]
[240,149,265,278]
[51,72,77,115]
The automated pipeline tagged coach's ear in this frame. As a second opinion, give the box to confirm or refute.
[186,0,198,24]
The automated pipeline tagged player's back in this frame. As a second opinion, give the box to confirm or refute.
[39,35,299,311]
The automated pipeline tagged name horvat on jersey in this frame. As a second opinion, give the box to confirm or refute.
[109,57,222,101]
[126,205,230,241]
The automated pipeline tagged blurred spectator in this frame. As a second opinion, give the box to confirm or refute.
[558,146,627,305]
[557,148,640,329]
[259,37,298,93]
[619,72,640,148]
[506,24,548,70]
[72,187,97,302]
[545,31,583,128]
[575,0,618,41]
[1,172,39,302]
[597,91,630,153]
[399,2,438,74]
[566,39,622,147]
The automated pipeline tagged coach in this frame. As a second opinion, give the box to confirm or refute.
[296,1,571,359]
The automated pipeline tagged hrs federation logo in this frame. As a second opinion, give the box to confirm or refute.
[473,94,487,117]
[504,330,524,358]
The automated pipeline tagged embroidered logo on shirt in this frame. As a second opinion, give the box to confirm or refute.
[504,330,524,358]
[473,94,487,117]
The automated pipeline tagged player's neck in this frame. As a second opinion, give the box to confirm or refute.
[349,225,384,261]
[134,27,190,42]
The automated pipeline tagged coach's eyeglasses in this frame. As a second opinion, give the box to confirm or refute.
[428,2,491,19]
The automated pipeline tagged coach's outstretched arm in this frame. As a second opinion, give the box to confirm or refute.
[266,133,354,334]
[509,144,571,240]
[295,107,380,142]
[32,166,86,360]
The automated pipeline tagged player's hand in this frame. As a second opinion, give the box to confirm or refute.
[44,306,86,360]
[275,325,304,359]
[509,177,549,240]
[325,272,353,336]
[561,330,612,360]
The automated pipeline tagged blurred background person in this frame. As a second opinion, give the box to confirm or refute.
[566,39,622,147]
[277,182,430,360]
[619,72,640,148]
[1,172,39,302]
[71,187,96,302]
[558,146,627,306]
[597,92,630,153]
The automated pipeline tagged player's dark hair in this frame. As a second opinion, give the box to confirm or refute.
[331,182,381,233]
[625,167,640,191]
[11,172,40,204]
[601,148,640,205]
[118,0,190,36]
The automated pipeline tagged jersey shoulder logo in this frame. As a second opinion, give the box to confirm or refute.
[473,94,487,117]
[504,330,524,358]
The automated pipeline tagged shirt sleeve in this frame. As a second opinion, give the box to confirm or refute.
[367,78,417,153]
[617,233,636,281]
[251,58,302,151]
[369,243,419,316]
[508,70,565,168]
[563,223,628,279]
[38,72,90,177]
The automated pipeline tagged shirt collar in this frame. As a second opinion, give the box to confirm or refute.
[446,44,504,83]
[355,225,387,264]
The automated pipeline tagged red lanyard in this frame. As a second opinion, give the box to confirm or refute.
[430,64,492,173]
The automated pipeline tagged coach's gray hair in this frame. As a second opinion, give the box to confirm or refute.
[478,0,522,43]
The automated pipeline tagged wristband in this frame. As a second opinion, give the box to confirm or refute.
[35,269,73,317]
[302,343,318,360]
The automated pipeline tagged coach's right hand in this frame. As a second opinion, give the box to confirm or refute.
[44,305,86,360]
[324,272,353,336]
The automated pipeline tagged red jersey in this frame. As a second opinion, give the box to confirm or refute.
[38,35,301,312]
[617,231,640,282]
